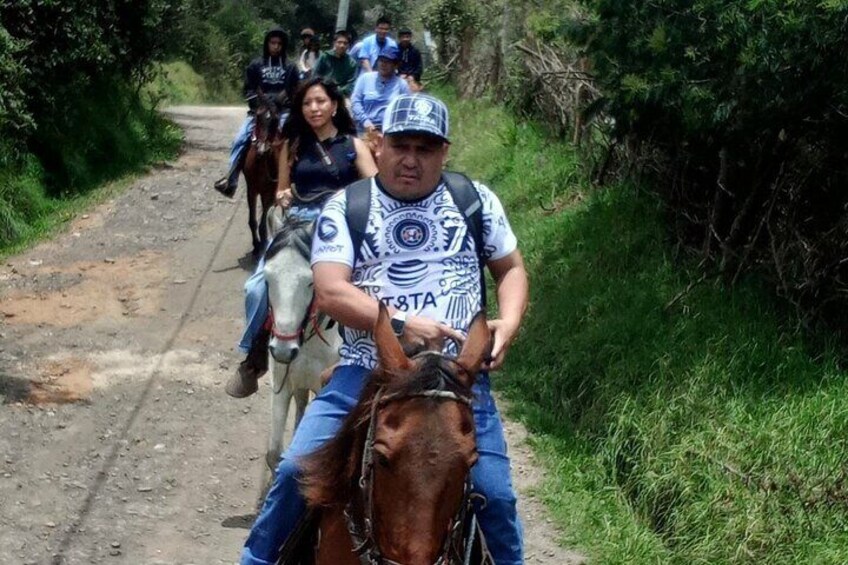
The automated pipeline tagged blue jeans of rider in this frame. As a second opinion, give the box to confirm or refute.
[239,205,324,353]
[229,115,255,171]
[230,110,291,171]
[240,365,524,565]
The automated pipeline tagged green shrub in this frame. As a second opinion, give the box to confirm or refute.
[569,0,848,339]
[0,25,32,164]
[442,86,848,563]
[144,61,213,106]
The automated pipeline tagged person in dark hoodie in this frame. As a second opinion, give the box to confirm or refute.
[397,27,423,89]
[214,28,299,197]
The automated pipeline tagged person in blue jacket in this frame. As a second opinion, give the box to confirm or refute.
[350,45,410,136]
[214,28,299,197]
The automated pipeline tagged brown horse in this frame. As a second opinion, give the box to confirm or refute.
[296,305,493,564]
[243,99,281,256]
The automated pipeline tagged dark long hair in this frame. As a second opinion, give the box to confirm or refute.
[280,78,355,158]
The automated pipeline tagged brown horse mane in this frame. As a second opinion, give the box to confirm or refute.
[298,352,474,510]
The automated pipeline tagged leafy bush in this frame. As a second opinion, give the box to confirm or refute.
[570,0,848,337]
[443,85,848,564]
[0,1,181,251]
[0,25,32,164]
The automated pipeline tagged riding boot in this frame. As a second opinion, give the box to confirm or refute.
[214,147,246,198]
[225,327,271,399]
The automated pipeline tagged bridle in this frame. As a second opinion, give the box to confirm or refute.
[263,222,333,348]
[263,298,332,347]
[343,353,486,565]
[251,90,282,185]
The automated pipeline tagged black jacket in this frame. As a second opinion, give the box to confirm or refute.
[398,44,423,82]
[243,28,299,111]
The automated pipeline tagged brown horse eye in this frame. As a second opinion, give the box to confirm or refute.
[376,452,391,469]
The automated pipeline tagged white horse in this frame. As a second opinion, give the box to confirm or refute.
[262,211,341,470]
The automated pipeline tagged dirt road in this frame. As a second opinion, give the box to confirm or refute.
[0,106,584,564]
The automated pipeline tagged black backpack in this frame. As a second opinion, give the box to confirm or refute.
[344,172,488,307]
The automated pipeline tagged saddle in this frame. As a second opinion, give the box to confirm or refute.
[275,509,494,564]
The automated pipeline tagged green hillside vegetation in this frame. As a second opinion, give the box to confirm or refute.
[0,85,181,257]
[439,87,848,563]
[0,2,182,255]
[144,62,215,106]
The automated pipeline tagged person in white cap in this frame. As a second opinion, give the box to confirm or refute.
[239,93,528,565]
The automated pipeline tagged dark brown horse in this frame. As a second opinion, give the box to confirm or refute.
[243,98,281,256]
[296,305,493,565]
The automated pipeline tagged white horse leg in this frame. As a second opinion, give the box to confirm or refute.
[267,362,292,471]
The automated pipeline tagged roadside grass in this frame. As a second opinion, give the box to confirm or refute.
[143,60,241,106]
[437,86,848,563]
[0,84,182,257]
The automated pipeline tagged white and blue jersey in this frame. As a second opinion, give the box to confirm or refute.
[311,178,517,370]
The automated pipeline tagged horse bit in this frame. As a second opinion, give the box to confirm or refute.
[343,353,489,565]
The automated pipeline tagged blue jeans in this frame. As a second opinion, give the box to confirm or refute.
[229,116,255,170]
[230,110,292,170]
[238,206,323,354]
[240,365,524,564]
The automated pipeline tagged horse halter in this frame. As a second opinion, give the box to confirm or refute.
[263,225,332,347]
[344,353,483,565]
[263,298,332,347]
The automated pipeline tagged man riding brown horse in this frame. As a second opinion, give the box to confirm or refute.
[238,93,529,564]
[214,27,299,198]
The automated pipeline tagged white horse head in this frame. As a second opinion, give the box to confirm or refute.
[263,218,315,364]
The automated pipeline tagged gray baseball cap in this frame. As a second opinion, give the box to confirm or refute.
[382,94,450,143]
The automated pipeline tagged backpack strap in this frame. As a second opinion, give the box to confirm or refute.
[345,178,372,265]
[442,171,487,308]
[344,172,488,307]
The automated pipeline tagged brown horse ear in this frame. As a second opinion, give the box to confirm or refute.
[456,311,491,382]
[374,303,411,374]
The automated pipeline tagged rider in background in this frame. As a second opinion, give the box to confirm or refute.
[356,15,398,72]
[225,78,376,398]
[397,27,423,91]
[312,30,358,98]
[350,45,410,145]
[298,33,321,80]
[214,28,298,198]
[298,27,315,58]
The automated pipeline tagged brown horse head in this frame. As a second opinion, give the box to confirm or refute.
[300,304,491,564]
[252,95,281,156]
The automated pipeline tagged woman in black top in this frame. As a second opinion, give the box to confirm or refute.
[226,78,375,399]
[275,77,376,220]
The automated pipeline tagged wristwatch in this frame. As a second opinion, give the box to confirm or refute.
[390,311,407,337]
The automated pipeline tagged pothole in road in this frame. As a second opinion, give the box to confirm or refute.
[5,349,225,406]
[0,357,94,405]
[28,357,94,404]
[0,251,166,327]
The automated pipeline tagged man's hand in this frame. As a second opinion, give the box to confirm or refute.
[275,188,293,208]
[363,128,382,155]
[483,319,520,371]
[402,314,465,352]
